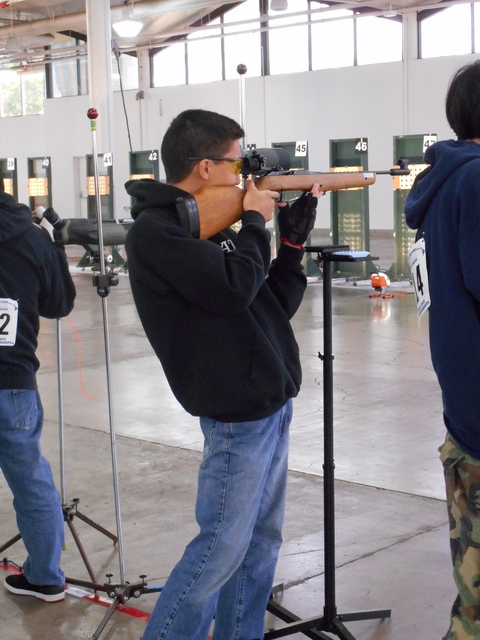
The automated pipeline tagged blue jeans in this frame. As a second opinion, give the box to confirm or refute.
[0,389,64,586]
[142,399,293,640]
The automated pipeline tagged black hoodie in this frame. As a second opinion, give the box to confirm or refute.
[0,191,76,389]
[405,140,480,458]
[125,179,307,423]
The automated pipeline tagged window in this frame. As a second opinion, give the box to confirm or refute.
[0,68,45,117]
[0,70,21,117]
[311,6,354,70]
[357,16,402,65]
[224,0,261,79]
[269,0,309,75]
[187,18,223,84]
[474,3,480,53]
[22,71,46,115]
[420,4,472,58]
[152,0,405,86]
[153,42,186,87]
[49,33,88,97]
[112,52,139,91]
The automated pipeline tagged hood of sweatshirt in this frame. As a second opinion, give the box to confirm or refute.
[405,139,480,230]
[0,191,33,244]
[125,178,191,220]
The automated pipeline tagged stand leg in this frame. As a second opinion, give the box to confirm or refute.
[74,510,118,544]
[91,596,121,640]
[0,533,22,555]
[330,620,356,640]
[66,519,99,584]
[266,601,331,639]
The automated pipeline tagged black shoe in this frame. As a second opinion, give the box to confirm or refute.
[4,573,65,602]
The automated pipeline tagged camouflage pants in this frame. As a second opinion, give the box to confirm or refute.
[440,434,480,640]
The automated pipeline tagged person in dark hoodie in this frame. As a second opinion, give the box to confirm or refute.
[405,61,480,640]
[0,171,76,602]
[125,109,320,640]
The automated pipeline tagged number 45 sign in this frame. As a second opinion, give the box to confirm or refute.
[408,238,431,322]
[295,141,307,157]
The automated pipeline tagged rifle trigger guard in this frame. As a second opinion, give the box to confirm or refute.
[176,196,200,239]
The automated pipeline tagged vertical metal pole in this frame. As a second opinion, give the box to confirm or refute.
[90,122,105,269]
[88,110,126,585]
[322,256,336,625]
[237,63,247,149]
[56,318,66,505]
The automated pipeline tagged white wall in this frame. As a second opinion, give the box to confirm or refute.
[1,48,479,229]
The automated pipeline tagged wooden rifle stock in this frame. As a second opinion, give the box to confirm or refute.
[182,171,377,240]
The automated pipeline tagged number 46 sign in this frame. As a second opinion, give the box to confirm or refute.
[408,238,431,322]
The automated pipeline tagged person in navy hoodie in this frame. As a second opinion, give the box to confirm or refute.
[405,61,480,640]
[0,170,76,602]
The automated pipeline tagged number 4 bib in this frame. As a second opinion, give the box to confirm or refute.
[0,299,19,346]
[408,238,431,322]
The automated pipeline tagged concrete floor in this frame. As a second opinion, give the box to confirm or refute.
[0,231,455,640]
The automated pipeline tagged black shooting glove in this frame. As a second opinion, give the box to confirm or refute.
[277,191,318,247]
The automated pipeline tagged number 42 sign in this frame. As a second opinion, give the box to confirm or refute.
[408,238,431,322]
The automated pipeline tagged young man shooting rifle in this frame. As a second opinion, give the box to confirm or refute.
[125,109,321,640]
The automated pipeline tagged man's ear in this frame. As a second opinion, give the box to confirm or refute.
[197,159,211,181]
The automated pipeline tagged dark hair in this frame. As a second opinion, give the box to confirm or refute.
[0,168,4,193]
[446,60,480,140]
[161,109,244,184]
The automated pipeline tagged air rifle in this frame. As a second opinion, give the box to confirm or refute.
[176,149,411,240]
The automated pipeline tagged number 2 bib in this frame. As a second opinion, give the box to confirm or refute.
[0,299,19,346]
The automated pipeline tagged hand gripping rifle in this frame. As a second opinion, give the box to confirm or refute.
[176,148,411,240]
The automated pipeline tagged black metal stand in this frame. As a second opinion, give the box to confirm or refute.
[265,246,391,640]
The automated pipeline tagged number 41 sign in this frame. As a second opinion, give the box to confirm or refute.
[408,238,430,322]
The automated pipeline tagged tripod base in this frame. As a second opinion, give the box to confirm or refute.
[65,575,163,639]
[265,601,391,640]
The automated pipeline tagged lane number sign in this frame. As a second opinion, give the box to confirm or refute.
[423,135,437,153]
[354,138,368,154]
[295,141,307,157]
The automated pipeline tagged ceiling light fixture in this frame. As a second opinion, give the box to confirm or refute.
[5,35,21,53]
[270,0,288,11]
[112,2,143,39]
[384,4,397,17]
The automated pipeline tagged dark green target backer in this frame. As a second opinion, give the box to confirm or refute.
[330,138,371,278]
